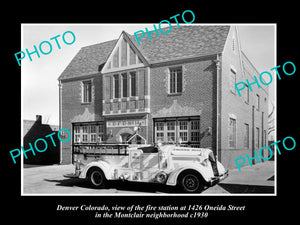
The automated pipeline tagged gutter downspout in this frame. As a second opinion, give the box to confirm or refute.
[216,54,221,161]
[58,80,63,164]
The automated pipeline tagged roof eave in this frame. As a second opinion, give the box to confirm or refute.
[149,53,221,67]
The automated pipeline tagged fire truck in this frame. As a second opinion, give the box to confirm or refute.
[64,141,228,193]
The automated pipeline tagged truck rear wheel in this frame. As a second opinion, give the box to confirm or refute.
[178,170,204,193]
[87,167,106,189]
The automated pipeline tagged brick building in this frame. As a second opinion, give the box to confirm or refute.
[58,25,268,169]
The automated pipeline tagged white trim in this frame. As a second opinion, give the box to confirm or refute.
[103,110,150,116]
[101,33,146,74]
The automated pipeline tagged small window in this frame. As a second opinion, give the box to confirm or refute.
[245,84,249,104]
[90,125,96,143]
[256,127,260,149]
[229,118,236,148]
[82,134,88,142]
[179,121,188,130]
[169,67,183,94]
[156,122,164,131]
[230,69,236,94]
[167,121,175,130]
[244,123,249,148]
[191,120,200,130]
[82,80,92,103]
[190,120,200,143]
[166,121,175,143]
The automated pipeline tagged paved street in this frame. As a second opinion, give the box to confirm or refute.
[23,161,275,195]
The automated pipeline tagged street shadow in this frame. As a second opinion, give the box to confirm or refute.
[44,178,221,194]
[44,178,87,188]
[44,178,182,193]
[218,183,274,194]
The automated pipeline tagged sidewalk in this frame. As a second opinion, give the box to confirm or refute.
[218,161,275,194]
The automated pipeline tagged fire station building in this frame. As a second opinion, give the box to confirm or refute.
[58,25,268,169]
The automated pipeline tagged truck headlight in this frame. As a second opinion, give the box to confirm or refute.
[155,171,168,184]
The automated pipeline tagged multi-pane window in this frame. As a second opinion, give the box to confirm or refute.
[114,74,120,98]
[82,125,89,143]
[73,123,104,144]
[190,121,200,143]
[130,71,137,96]
[169,67,183,94]
[229,118,236,148]
[244,123,249,148]
[155,122,164,142]
[167,121,176,142]
[154,118,200,147]
[74,126,81,143]
[90,125,96,143]
[179,121,188,142]
[82,80,92,103]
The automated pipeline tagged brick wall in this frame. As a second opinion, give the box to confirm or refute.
[220,26,269,169]
[60,74,104,164]
[149,57,217,148]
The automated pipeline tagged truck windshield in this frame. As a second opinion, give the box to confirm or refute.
[73,144,129,156]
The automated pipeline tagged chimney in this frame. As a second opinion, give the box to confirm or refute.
[36,115,42,124]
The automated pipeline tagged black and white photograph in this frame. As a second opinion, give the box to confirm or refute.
[21,23,276,196]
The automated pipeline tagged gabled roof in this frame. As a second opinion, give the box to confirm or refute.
[58,25,230,81]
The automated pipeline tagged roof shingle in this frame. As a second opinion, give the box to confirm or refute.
[58,39,117,80]
[131,25,230,64]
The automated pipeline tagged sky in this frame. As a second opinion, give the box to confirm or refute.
[21,24,276,125]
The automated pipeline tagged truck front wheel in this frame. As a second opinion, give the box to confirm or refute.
[87,167,106,189]
[178,170,204,193]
